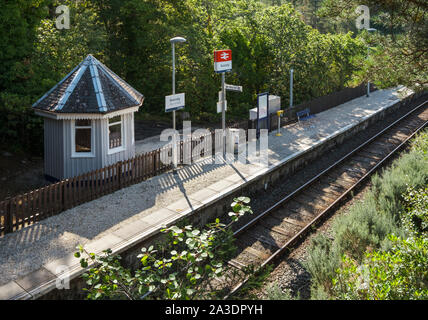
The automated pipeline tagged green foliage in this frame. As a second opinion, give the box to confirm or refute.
[332,234,427,300]
[0,0,47,153]
[76,197,253,300]
[0,0,365,154]
[402,186,428,236]
[333,194,402,258]
[303,234,341,295]
[304,130,428,299]
[319,0,428,90]
[266,284,295,300]
[0,0,106,154]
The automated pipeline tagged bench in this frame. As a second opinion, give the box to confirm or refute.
[296,108,315,121]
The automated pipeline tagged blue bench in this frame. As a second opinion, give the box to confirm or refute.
[296,108,315,121]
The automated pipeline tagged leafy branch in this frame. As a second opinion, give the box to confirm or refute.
[75,196,252,300]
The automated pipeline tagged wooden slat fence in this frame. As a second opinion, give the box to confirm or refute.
[0,131,222,236]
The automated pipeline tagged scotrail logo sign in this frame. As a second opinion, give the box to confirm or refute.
[220,51,230,61]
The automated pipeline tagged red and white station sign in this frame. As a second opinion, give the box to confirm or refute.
[214,49,232,73]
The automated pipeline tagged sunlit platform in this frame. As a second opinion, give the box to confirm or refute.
[0,86,414,299]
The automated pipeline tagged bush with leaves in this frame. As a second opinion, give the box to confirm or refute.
[332,234,427,300]
[402,186,428,236]
[75,196,252,300]
[331,185,428,300]
[304,129,428,299]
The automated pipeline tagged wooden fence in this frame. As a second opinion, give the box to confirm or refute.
[0,84,375,236]
[0,132,221,236]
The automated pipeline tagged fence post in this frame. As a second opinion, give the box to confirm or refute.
[5,200,12,234]
[153,151,157,175]
[60,181,65,212]
[117,162,122,189]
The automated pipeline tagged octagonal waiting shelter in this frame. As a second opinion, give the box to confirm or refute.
[33,54,144,181]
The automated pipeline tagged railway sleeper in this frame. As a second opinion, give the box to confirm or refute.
[310,181,346,196]
[271,206,312,224]
[281,200,316,218]
[298,192,330,209]
[306,185,342,203]
[346,160,372,173]
[244,229,283,250]
[351,155,378,164]
[258,217,302,237]
[358,149,385,159]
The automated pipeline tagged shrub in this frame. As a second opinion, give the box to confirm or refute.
[332,194,402,259]
[332,235,428,300]
[266,284,295,300]
[331,185,428,300]
[402,186,428,236]
[304,129,428,299]
[303,234,341,295]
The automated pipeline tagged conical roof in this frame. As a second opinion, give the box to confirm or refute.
[32,55,144,114]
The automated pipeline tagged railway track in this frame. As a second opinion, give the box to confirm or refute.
[224,98,428,299]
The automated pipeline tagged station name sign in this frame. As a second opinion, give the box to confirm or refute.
[214,49,232,73]
[225,84,242,92]
[165,93,185,112]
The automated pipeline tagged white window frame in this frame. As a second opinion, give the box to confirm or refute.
[71,119,95,158]
[107,115,126,155]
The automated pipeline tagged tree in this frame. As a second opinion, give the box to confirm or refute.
[319,0,428,89]
[0,0,368,154]
[0,0,48,153]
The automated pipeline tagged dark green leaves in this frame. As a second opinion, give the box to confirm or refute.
[75,196,253,300]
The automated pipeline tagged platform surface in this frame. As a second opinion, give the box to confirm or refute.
[0,86,412,299]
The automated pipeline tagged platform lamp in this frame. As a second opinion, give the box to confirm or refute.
[170,36,187,174]
[366,28,377,97]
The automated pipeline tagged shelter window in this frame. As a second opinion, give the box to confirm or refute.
[75,120,92,154]
[108,116,124,151]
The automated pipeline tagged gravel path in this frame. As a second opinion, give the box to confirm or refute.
[0,88,408,286]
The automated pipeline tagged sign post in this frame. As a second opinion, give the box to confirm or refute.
[214,49,232,157]
[165,93,185,172]
[276,110,283,136]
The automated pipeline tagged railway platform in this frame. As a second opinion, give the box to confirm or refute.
[0,86,415,299]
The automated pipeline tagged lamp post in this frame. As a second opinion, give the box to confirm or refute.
[366,28,376,97]
[170,36,186,173]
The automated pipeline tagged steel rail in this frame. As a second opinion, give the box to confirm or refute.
[225,99,427,299]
